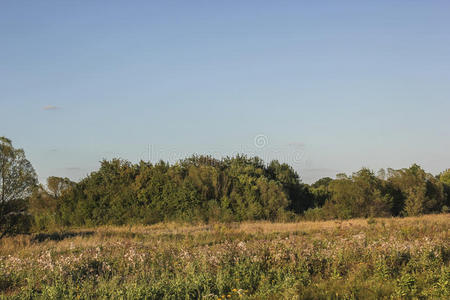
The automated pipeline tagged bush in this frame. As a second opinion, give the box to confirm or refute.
[56,156,312,226]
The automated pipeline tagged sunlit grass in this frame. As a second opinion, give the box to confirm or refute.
[1,214,449,299]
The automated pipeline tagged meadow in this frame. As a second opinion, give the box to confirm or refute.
[0,214,449,299]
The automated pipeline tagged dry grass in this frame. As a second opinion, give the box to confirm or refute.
[0,214,449,299]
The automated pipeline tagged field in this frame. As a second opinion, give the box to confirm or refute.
[1,215,449,299]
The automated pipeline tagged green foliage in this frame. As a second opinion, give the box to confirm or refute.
[0,137,37,237]
[267,161,314,213]
[3,136,448,228]
[310,165,448,220]
[388,164,445,216]
[310,177,332,208]
[46,177,74,198]
[29,155,449,226]
[54,155,310,226]
[439,169,450,186]
[439,169,450,210]
[324,168,393,219]
[302,207,330,221]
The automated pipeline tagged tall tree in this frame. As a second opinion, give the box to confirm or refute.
[326,168,392,219]
[0,137,37,237]
[46,176,74,198]
[439,169,450,186]
[388,164,445,216]
[268,160,314,213]
[438,169,450,211]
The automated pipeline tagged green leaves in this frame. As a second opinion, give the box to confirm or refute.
[0,137,37,237]
[56,155,310,226]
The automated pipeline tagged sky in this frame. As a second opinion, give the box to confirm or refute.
[1,1,450,184]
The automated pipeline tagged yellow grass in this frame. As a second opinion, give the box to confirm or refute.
[1,214,449,299]
[1,214,448,255]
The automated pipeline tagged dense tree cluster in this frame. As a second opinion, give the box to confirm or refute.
[36,159,449,227]
[53,156,313,226]
[1,136,449,235]
[306,165,449,220]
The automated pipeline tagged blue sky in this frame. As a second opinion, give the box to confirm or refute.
[1,1,450,183]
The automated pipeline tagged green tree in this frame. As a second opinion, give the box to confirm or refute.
[326,168,392,219]
[28,185,58,231]
[439,169,450,186]
[46,176,74,198]
[388,164,445,216]
[438,169,450,212]
[268,160,314,213]
[0,137,37,237]
[310,177,333,207]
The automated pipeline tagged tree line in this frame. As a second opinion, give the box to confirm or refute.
[1,137,449,235]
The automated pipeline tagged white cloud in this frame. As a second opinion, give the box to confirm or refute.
[43,105,60,111]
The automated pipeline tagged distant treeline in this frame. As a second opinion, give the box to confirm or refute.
[30,156,450,230]
[1,136,450,235]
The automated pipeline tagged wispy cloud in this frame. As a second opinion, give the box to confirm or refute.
[43,105,60,111]
[65,167,83,171]
[287,142,306,148]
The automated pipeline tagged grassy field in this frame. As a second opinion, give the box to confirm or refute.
[1,215,449,299]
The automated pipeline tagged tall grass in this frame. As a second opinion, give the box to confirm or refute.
[1,214,449,299]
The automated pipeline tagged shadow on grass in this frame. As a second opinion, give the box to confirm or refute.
[31,231,94,243]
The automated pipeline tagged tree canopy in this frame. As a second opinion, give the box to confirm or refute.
[0,137,37,237]
[54,156,312,226]
[1,137,449,234]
